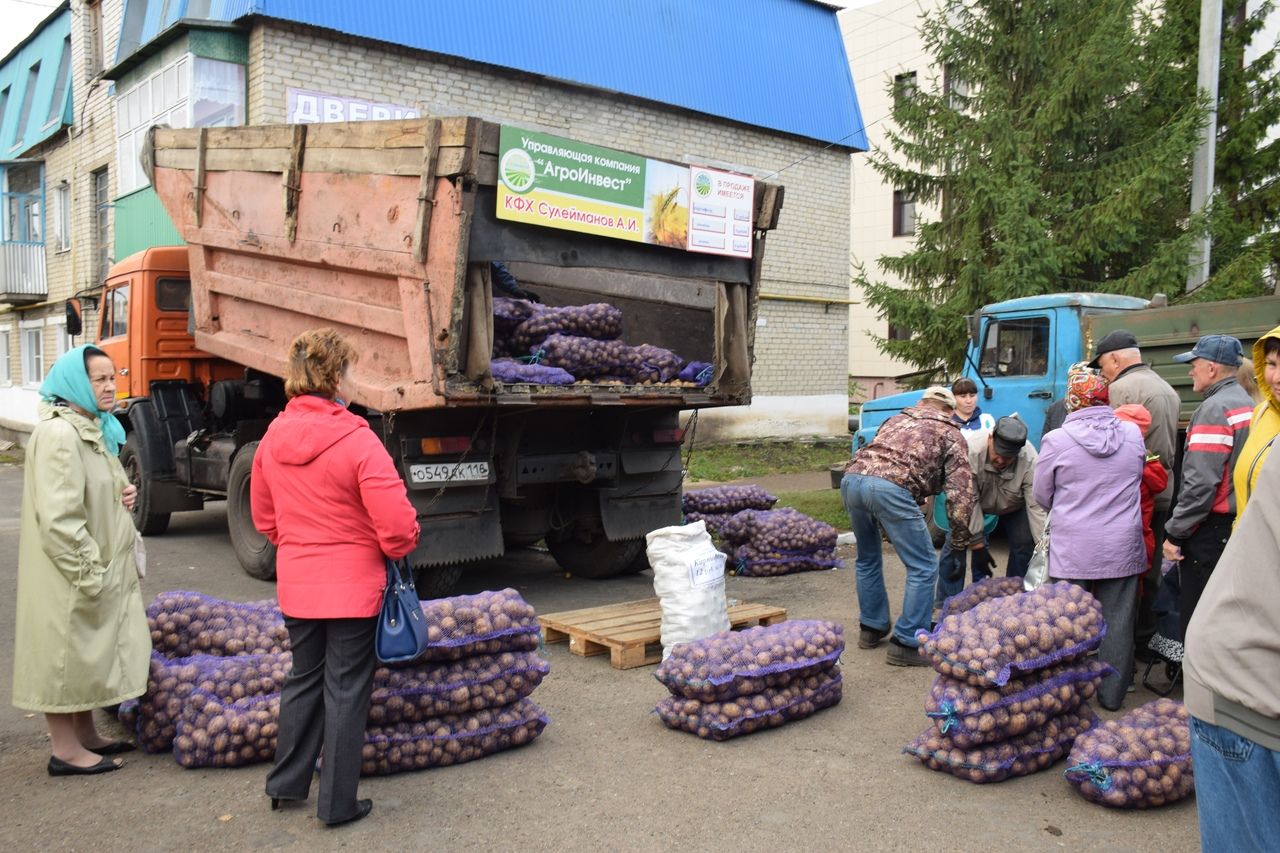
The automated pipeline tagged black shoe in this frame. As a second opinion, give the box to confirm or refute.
[858,624,889,649]
[269,796,305,811]
[48,755,124,776]
[94,740,136,755]
[324,799,372,827]
[886,638,930,668]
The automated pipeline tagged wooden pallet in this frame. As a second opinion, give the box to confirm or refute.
[538,598,787,670]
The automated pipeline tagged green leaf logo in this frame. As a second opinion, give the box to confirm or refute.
[501,149,536,193]
[694,172,713,197]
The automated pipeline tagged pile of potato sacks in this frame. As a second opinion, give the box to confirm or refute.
[682,485,843,577]
[653,620,844,741]
[123,589,550,776]
[903,582,1110,783]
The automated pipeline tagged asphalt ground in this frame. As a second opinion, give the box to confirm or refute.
[0,462,1198,852]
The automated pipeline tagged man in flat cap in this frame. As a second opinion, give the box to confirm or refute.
[842,386,976,666]
[936,416,1047,605]
[1088,328,1181,651]
[1164,335,1254,639]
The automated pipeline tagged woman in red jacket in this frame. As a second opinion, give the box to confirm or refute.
[252,328,420,827]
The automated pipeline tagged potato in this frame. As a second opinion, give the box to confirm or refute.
[939,577,1027,619]
[655,620,845,701]
[656,669,842,741]
[368,651,550,723]
[173,692,281,769]
[1065,699,1194,808]
[512,303,623,352]
[360,698,548,776]
[146,590,288,658]
[406,589,540,664]
[904,706,1099,783]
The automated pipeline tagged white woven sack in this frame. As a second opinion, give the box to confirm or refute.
[647,521,731,659]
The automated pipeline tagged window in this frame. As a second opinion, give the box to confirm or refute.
[893,71,917,109]
[0,88,9,130]
[978,316,1050,377]
[20,325,44,385]
[93,168,110,284]
[85,1,104,78]
[0,327,10,383]
[55,183,70,251]
[156,278,191,312]
[45,38,71,125]
[14,63,41,146]
[944,64,972,111]
[887,323,912,342]
[50,317,71,357]
[892,190,916,237]
[103,284,130,338]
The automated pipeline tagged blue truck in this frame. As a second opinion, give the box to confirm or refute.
[854,292,1280,452]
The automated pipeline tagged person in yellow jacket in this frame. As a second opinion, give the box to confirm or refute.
[1234,326,1280,520]
[11,345,151,775]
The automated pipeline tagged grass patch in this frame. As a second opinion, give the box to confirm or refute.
[773,488,849,531]
[685,441,848,483]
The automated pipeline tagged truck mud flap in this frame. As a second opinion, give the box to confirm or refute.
[597,453,682,540]
[409,484,504,566]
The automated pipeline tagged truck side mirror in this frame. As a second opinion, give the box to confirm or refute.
[965,314,979,346]
[66,298,83,338]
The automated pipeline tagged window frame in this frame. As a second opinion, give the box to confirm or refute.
[19,320,44,387]
[892,71,917,110]
[892,189,917,238]
[978,315,1052,378]
[54,182,71,251]
[0,325,11,385]
[92,167,110,285]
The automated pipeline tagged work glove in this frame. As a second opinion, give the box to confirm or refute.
[976,548,997,573]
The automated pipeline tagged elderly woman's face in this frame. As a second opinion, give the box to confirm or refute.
[85,354,117,412]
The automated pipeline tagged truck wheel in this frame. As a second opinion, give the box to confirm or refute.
[120,435,170,535]
[414,564,462,600]
[228,442,277,581]
[547,532,646,579]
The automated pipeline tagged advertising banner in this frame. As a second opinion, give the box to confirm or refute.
[286,87,421,124]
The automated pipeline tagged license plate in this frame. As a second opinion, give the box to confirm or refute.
[408,461,490,485]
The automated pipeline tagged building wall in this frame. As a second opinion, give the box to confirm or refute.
[247,22,852,439]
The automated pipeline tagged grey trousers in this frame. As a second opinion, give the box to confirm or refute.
[1050,574,1139,712]
[265,616,377,823]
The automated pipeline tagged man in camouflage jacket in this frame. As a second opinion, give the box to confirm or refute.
[842,386,976,666]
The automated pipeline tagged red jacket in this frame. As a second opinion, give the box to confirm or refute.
[1138,455,1170,561]
[252,395,420,618]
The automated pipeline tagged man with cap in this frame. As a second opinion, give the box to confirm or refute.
[1088,328,1181,650]
[936,416,1047,605]
[841,386,976,667]
[1163,334,1254,639]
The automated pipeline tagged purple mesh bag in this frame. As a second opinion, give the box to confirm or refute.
[489,358,575,385]
[719,507,837,551]
[656,669,842,741]
[118,699,140,731]
[938,576,1027,619]
[367,651,550,724]
[512,303,623,351]
[924,658,1115,747]
[904,705,1099,783]
[1065,698,1194,809]
[492,297,542,333]
[732,544,843,577]
[683,511,734,536]
[677,361,714,386]
[915,582,1105,687]
[173,691,280,769]
[534,334,637,380]
[632,344,685,383]
[361,698,549,775]
[146,590,288,658]
[681,485,778,515]
[133,650,291,753]
[405,588,541,664]
[654,620,845,702]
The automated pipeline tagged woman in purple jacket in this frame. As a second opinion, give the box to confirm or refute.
[1033,363,1146,710]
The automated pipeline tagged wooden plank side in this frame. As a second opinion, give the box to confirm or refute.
[203,269,406,338]
[538,598,663,623]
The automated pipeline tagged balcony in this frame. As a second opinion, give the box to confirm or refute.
[0,242,47,305]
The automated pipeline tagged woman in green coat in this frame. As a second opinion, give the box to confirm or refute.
[12,345,151,775]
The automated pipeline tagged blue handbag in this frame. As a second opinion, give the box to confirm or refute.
[375,558,429,664]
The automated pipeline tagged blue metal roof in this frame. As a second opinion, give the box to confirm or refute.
[984,293,1152,313]
[0,5,73,156]
[115,0,865,148]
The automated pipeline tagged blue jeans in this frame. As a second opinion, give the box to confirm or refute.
[841,473,938,647]
[935,530,985,606]
[1190,716,1280,850]
[935,508,1036,605]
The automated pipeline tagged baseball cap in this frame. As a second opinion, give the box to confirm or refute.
[1087,329,1139,369]
[991,416,1028,458]
[920,386,956,409]
[1171,334,1244,367]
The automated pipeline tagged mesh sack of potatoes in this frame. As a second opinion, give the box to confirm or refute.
[924,658,1114,747]
[512,303,623,351]
[631,344,685,383]
[719,508,838,552]
[360,698,549,776]
[732,543,843,577]
[146,590,288,658]
[489,358,576,385]
[367,651,551,724]
[655,669,843,741]
[682,485,778,515]
[1064,698,1194,809]
[492,297,545,357]
[133,650,290,753]
[915,582,1105,687]
[938,576,1027,619]
[683,511,735,536]
[654,620,845,702]
[533,334,640,381]
[904,705,1099,783]
[173,691,280,769]
[405,588,541,664]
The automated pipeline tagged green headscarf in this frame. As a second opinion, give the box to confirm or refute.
[40,344,127,455]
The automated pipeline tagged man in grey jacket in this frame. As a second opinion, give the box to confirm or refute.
[1163,335,1253,639]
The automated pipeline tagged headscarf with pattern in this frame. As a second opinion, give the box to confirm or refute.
[1065,361,1110,412]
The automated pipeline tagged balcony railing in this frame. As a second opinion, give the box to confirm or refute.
[0,242,47,305]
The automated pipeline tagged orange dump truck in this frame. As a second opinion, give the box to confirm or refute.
[99,117,781,593]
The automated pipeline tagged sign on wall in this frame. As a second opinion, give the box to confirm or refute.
[496,126,754,258]
[286,87,421,124]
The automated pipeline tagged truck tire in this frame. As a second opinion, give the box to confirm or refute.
[120,435,171,535]
[227,442,277,581]
[414,564,463,599]
[546,532,646,579]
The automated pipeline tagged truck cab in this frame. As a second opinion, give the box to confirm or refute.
[855,293,1150,450]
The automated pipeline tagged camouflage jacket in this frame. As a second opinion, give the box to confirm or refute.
[845,405,977,548]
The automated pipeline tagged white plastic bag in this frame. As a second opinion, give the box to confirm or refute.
[1024,514,1049,591]
[134,529,147,579]
[647,521,731,659]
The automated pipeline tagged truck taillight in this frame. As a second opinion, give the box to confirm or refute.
[652,428,685,444]
[420,436,472,455]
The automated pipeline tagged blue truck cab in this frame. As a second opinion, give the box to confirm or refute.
[855,293,1152,451]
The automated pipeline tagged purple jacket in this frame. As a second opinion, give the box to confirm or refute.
[1032,406,1146,580]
